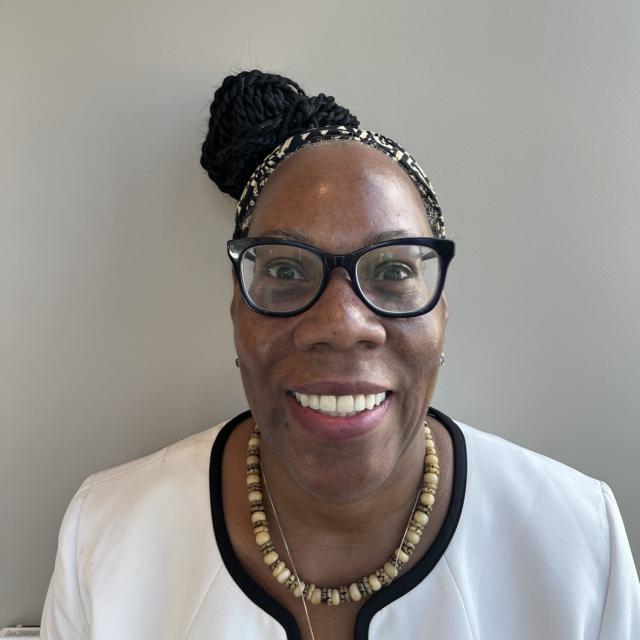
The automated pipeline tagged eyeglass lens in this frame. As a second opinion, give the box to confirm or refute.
[239,243,441,314]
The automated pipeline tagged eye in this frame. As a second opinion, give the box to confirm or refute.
[263,261,306,281]
[372,262,415,281]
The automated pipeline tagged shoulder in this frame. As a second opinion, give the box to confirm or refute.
[456,418,602,492]
[42,419,235,637]
[91,422,224,482]
[448,417,611,600]
[436,414,640,636]
[453,417,608,534]
[76,421,228,523]
[61,419,234,578]
[81,422,223,497]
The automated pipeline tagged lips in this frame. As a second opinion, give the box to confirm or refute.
[283,380,392,441]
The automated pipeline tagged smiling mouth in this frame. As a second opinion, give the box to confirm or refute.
[291,391,388,417]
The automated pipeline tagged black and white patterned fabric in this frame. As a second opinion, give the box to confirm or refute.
[233,125,446,239]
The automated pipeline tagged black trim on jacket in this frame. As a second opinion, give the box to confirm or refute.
[209,406,467,639]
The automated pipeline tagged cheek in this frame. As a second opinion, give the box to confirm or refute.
[395,312,444,363]
[234,312,272,367]
[390,316,444,419]
[232,302,292,399]
[231,280,274,364]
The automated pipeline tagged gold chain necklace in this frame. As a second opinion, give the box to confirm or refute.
[246,420,440,609]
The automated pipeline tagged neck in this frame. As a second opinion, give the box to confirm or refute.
[258,426,426,556]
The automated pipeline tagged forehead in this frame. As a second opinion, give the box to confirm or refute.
[247,141,432,251]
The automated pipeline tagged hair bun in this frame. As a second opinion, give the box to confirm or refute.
[200,69,359,200]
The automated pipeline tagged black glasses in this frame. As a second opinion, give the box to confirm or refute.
[227,236,455,318]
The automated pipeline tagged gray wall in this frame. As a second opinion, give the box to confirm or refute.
[2,0,638,628]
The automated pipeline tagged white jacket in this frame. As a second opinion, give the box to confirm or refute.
[41,407,640,639]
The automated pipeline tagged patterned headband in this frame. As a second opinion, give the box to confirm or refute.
[233,125,446,239]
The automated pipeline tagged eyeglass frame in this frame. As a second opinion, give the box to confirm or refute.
[227,236,456,318]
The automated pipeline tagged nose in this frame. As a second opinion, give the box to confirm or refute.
[292,268,387,352]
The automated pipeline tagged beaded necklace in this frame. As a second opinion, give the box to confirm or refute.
[246,420,440,610]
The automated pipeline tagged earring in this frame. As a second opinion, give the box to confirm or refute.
[439,353,445,367]
[235,357,240,368]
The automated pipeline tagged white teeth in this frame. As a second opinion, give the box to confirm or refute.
[319,395,336,412]
[293,391,387,416]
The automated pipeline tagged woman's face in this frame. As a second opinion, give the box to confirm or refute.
[231,141,448,501]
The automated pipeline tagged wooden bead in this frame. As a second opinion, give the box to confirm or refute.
[406,530,420,544]
[248,437,260,448]
[395,548,410,564]
[310,588,322,605]
[276,567,291,584]
[248,490,263,502]
[330,589,340,606]
[424,472,439,484]
[413,511,429,525]
[251,511,266,524]
[420,492,435,507]
[263,551,279,565]
[349,583,362,602]
[246,473,261,485]
[383,561,399,579]
[425,438,435,449]
[255,531,271,546]
[272,561,285,577]
[368,574,382,591]
[293,581,305,598]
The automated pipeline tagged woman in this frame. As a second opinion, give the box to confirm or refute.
[41,70,639,639]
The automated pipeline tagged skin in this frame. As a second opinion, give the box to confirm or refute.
[222,141,453,640]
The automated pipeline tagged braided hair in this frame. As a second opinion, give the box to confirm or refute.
[200,69,359,201]
[200,70,446,239]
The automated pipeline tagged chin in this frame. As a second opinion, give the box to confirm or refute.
[278,418,403,503]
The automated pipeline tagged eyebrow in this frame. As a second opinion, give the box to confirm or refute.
[258,228,417,246]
